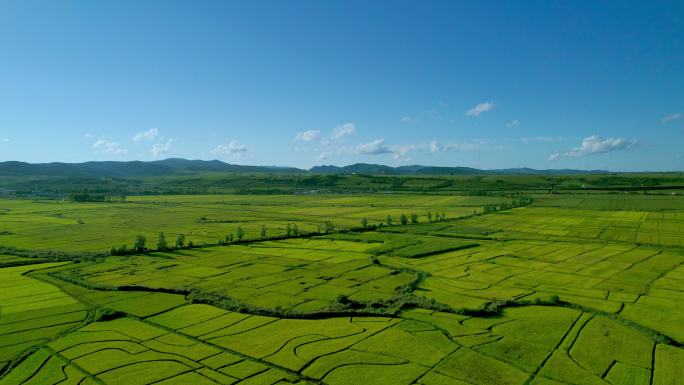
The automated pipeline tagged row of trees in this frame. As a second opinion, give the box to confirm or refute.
[111,224,276,255]
[482,195,533,214]
[360,211,448,229]
[110,232,189,255]
[109,209,456,256]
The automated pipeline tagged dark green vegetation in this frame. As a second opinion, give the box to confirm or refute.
[1,172,684,384]
[0,158,610,178]
[2,159,683,196]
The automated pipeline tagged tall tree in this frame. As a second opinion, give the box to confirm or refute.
[156,232,167,251]
[134,234,146,252]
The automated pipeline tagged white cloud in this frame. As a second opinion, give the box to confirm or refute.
[356,139,391,155]
[92,139,127,155]
[317,152,330,161]
[294,130,321,142]
[466,101,495,117]
[661,113,683,123]
[401,116,417,124]
[1,137,9,143]
[549,135,637,160]
[430,140,480,153]
[150,139,173,158]
[133,128,159,142]
[83,133,93,139]
[392,145,416,161]
[353,139,417,160]
[331,123,356,140]
[506,119,520,128]
[212,140,247,159]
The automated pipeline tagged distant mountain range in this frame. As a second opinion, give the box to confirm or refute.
[0,158,609,177]
[310,164,610,176]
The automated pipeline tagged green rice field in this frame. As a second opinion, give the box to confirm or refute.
[2,191,684,384]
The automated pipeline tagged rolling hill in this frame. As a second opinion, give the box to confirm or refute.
[0,158,608,177]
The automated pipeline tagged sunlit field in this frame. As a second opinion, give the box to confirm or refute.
[2,189,684,385]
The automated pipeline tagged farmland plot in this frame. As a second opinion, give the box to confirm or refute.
[2,303,671,385]
[0,194,498,253]
[0,263,87,368]
[3,191,684,384]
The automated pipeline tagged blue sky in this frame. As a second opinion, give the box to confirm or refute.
[0,0,682,171]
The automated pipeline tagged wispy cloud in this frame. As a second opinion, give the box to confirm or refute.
[549,135,637,160]
[83,133,94,139]
[356,139,391,155]
[506,119,520,128]
[353,140,418,161]
[430,140,480,153]
[392,145,417,161]
[92,139,127,155]
[150,139,173,158]
[339,138,484,161]
[1,137,9,143]
[466,101,495,117]
[429,141,440,154]
[401,116,417,124]
[427,102,448,119]
[212,140,247,159]
[294,130,321,142]
[661,113,683,123]
[317,152,330,161]
[133,128,159,142]
[331,123,357,140]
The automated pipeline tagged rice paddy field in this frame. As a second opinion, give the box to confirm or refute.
[0,194,500,252]
[2,190,684,384]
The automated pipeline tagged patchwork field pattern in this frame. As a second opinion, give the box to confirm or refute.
[4,304,676,385]
[0,194,500,252]
[2,192,684,385]
[0,263,87,369]
[53,239,419,312]
[451,206,684,247]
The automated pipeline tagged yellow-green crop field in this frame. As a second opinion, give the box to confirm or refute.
[0,194,497,252]
[2,192,684,385]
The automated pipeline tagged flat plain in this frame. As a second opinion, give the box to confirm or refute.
[2,189,684,385]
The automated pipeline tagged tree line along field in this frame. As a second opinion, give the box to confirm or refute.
[2,171,683,197]
[0,194,504,253]
[1,190,684,384]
